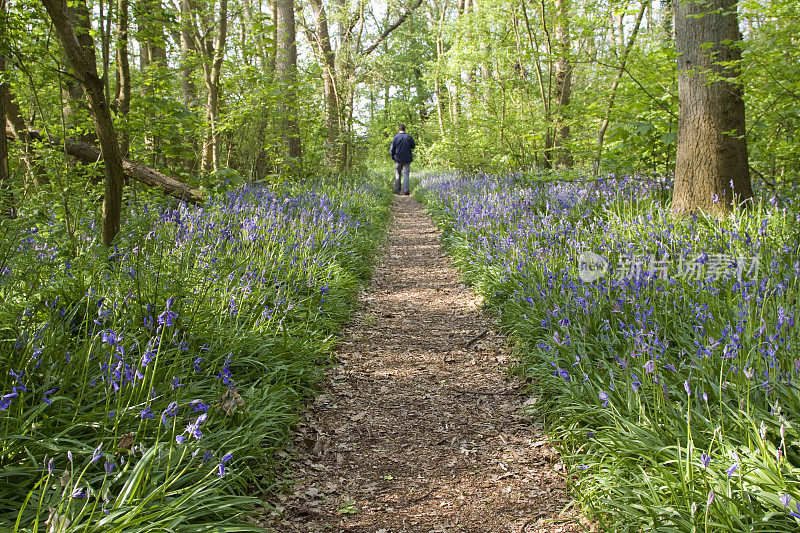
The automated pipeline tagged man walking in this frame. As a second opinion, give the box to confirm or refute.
[390,124,415,195]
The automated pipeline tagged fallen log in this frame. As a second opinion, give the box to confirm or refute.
[5,126,203,204]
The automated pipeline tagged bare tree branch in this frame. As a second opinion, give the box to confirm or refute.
[361,0,423,56]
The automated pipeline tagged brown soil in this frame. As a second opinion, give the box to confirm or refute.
[258,196,582,532]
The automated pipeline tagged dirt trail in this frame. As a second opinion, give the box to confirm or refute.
[260,195,581,532]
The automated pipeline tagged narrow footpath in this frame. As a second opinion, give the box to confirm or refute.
[260,196,580,532]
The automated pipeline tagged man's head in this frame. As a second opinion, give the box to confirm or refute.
[398,124,406,132]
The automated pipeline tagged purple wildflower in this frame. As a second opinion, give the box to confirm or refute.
[190,399,209,412]
[158,310,178,327]
[185,413,207,440]
[700,452,710,469]
[162,401,178,426]
[790,503,800,520]
[42,388,58,405]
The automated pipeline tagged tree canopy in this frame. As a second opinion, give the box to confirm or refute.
[1,0,798,229]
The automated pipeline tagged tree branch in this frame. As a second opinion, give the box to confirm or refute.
[361,0,423,56]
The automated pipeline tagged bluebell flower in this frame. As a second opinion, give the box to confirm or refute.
[631,374,641,392]
[162,401,178,426]
[700,452,710,469]
[158,310,178,327]
[190,399,210,412]
[101,330,119,346]
[91,444,103,463]
[185,413,207,440]
[789,503,800,520]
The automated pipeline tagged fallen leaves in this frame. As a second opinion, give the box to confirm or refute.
[349,411,366,422]
[218,388,245,416]
[116,432,135,451]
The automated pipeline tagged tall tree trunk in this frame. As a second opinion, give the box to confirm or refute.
[43,0,125,246]
[61,55,96,143]
[135,0,168,167]
[434,0,447,135]
[201,0,227,173]
[178,0,200,173]
[115,0,131,157]
[594,0,646,175]
[275,0,302,169]
[179,0,197,107]
[0,1,15,219]
[310,0,340,167]
[183,0,228,174]
[552,0,572,167]
[672,0,752,215]
[242,0,270,69]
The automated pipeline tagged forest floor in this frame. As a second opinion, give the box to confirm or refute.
[257,195,583,532]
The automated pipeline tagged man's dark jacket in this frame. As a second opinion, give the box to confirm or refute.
[390,132,415,164]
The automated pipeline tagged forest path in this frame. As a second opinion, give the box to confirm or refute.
[259,195,580,533]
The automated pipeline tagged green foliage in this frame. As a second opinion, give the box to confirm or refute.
[741,0,800,184]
